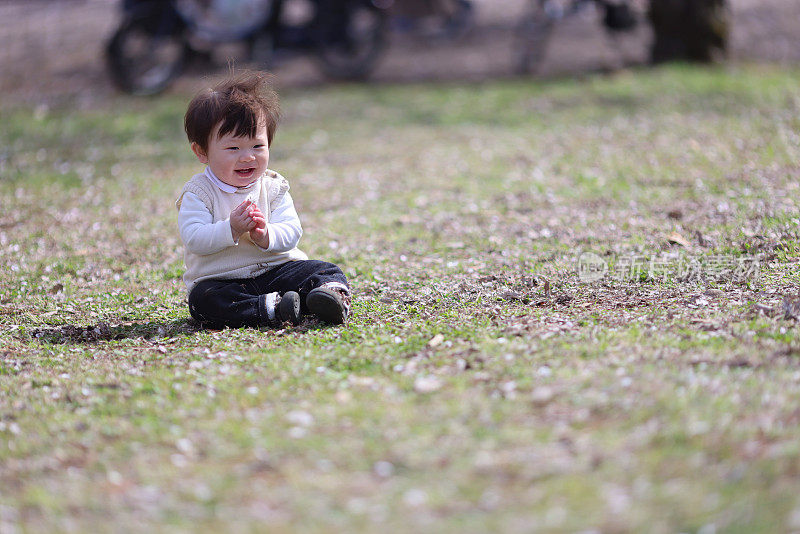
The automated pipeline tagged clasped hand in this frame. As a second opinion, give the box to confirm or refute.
[230,200,269,248]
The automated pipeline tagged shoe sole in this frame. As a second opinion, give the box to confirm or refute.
[278,291,301,325]
[306,290,345,325]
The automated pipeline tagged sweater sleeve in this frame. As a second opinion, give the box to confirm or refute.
[178,191,236,255]
[264,191,303,252]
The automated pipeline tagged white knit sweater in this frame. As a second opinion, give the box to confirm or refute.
[176,168,308,291]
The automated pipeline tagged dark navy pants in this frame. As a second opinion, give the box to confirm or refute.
[188,260,348,329]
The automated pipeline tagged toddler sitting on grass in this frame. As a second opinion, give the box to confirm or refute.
[176,71,350,329]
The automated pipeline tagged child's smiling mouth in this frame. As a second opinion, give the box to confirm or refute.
[235,168,256,178]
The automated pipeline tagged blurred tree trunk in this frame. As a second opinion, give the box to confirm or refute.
[648,0,730,63]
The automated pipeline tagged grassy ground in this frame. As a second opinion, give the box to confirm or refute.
[2,64,800,532]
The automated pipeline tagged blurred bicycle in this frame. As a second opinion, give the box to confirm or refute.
[106,0,389,95]
[513,0,643,74]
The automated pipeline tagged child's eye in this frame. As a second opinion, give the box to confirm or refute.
[226,147,239,151]
[253,144,265,149]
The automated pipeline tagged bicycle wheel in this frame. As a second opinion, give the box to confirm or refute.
[512,0,555,74]
[106,3,189,95]
[314,0,388,81]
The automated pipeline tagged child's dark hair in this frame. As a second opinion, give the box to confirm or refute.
[184,71,280,153]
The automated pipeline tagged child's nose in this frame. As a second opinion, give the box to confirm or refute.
[239,151,256,162]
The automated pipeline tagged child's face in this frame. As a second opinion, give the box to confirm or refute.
[192,121,270,188]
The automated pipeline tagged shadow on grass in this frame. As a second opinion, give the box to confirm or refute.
[31,319,201,344]
[29,316,329,344]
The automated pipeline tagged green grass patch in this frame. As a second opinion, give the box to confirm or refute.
[2,64,800,532]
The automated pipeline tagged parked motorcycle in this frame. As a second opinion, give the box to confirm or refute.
[106,0,388,95]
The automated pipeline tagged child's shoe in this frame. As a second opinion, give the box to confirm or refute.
[264,291,301,327]
[306,283,351,325]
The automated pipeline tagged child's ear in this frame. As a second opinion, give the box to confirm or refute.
[191,142,209,164]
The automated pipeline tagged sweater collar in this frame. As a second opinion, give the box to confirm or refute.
[204,167,259,193]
